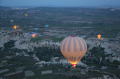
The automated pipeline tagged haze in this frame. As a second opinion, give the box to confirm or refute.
[0,0,120,7]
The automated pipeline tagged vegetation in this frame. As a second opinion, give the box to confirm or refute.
[34,47,62,61]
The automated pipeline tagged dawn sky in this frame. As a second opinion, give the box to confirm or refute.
[0,0,120,7]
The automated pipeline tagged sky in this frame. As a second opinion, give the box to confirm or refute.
[0,0,120,7]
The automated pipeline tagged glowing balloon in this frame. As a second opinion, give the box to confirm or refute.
[97,34,102,40]
[12,25,18,30]
[60,36,87,68]
[32,33,37,38]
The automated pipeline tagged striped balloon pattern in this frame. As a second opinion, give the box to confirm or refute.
[60,36,87,66]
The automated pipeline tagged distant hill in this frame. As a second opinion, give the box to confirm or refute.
[0,6,11,10]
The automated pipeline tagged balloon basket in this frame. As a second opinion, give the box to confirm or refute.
[72,64,76,69]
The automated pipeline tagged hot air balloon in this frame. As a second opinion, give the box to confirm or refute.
[97,34,102,40]
[60,36,87,68]
[12,25,18,30]
[30,32,38,38]
[31,33,38,38]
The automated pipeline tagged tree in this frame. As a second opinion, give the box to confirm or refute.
[4,40,15,49]
[33,47,62,61]
[85,46,108,66]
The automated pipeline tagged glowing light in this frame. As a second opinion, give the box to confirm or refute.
[12,25,18,30]
[97,34,102,40]
[32,33,37,38]
[72,64,77,68]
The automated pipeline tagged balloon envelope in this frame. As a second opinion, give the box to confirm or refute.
[97,34,102,39]
[12,25,18,30]
[60,36,87,67]
[31,33,38,38]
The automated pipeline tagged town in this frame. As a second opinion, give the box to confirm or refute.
[0,6,120,79]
